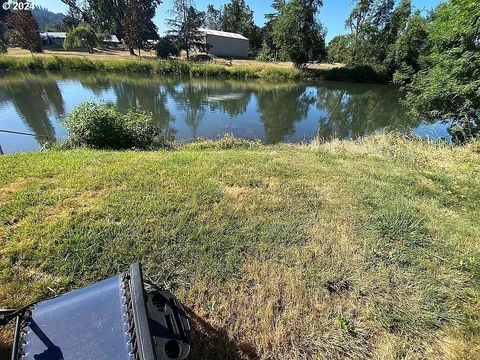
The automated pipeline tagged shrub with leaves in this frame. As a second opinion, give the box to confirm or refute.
[64,22,99,53]
[64,101,161,149]
[156,36,180,59]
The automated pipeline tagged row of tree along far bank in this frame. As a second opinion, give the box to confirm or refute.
[0,0,478,142]
[0,0,325,64]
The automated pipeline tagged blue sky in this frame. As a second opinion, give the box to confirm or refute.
[34,0,443,42]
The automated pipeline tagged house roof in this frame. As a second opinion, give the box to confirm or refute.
[104,35,120,43]
[198,28,248,41]
[40,32,67,39]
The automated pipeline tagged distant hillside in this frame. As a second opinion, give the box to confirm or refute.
[33,6,65,31]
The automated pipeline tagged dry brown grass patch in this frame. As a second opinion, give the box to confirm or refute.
[0,177,35,198]
[42,187,107,222]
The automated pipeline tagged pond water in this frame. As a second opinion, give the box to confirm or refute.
[0,72,449,154]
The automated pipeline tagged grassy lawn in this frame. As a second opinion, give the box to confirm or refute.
[4,47,159,59]
[1,134,479,359]
[4,47,343,70]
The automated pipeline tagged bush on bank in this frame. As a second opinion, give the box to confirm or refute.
[63,101,162,150]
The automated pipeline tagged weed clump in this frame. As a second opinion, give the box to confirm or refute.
[183,134,261,150]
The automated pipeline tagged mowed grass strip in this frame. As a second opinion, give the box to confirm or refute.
[0,134,479,359]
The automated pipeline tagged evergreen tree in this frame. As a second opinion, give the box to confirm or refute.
[259,0,286,61]
[204,4,221,30]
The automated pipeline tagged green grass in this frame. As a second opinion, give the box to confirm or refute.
[0,55,387,82]
[1,134,479,359]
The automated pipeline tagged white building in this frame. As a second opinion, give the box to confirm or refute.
[40,32,121,48]
[40,32,67,47]
[199,28,249,58]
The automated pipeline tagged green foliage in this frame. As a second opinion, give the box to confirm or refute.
[273,0,326,67]
[64,22,98,53]
[327,35,353,64]
[63,101,161,149]
[255,42,273,62]
[65,0,160,47]
[219,0,262,56]
[321,64,388,83]
[0,55,388,82]
[389,12,430,84]
[336,312,351,333]
[343,0,413,79]
[189,62,228,77]
[183,133,261,150]
[156,36,180,59]
[406,0,480,143]
[204,4,222,30]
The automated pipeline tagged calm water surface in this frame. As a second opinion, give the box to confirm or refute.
[0,72,448,154]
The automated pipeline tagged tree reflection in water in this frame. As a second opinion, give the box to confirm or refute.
[0,72,431,153]
[0,74,63,143]
[315,82,418,140]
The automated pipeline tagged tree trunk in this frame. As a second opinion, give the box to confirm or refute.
[138,48,141,58]
[186,47,189,60]
[129,47,135,55]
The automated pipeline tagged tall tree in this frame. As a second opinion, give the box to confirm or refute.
[259,0,285,61]
[204,4,221,30]
[387,11,429,84]
[167,0,206,60]
[5,3,42,53]
[327,34,354,64]
[345,0,373,64]
[220,0,261,55]
[344,0,414,79]
[122,0,150,56]
[61,0,161,54]
[273,0,326,67]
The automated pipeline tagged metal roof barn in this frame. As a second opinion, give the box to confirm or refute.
[199,28,249,58]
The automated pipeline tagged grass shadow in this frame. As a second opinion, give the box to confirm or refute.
[186,307,259,360]
[0,342,11,359]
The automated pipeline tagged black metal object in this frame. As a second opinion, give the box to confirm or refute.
[2,263,190,360]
